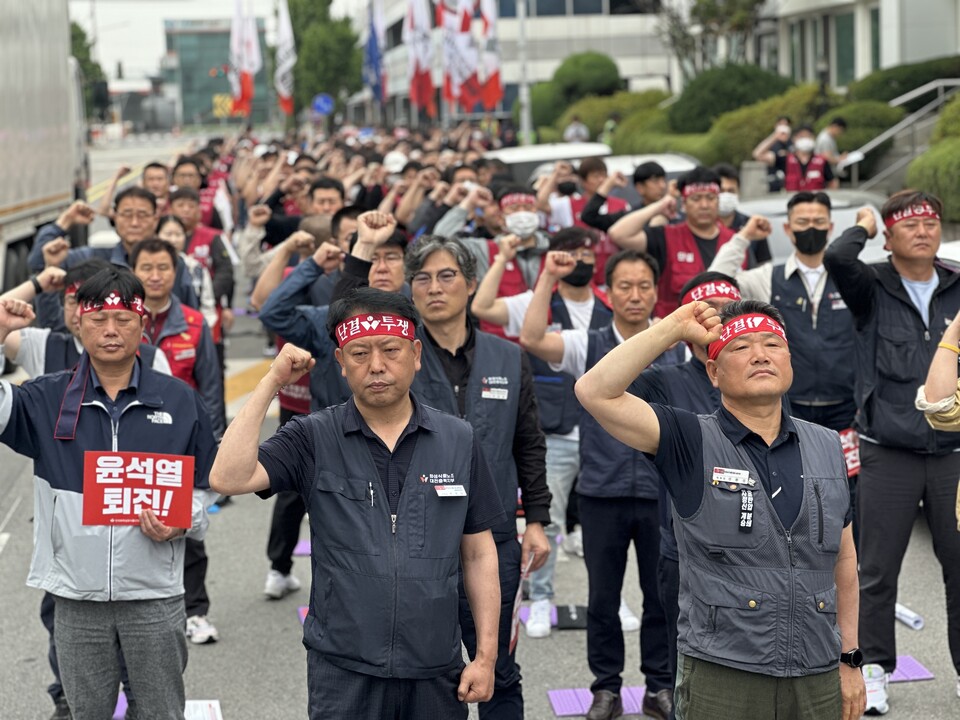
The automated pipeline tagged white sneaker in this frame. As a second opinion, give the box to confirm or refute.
[619,597,640,632]
[186,615,220,645]
[264,569,302,599]
[562,527,584,558]
[526,599,552,639]
[863,663,889,715]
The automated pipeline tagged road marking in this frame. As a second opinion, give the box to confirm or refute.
[225,359,273,404]
[0,495,22,535]
[0,533,8,557]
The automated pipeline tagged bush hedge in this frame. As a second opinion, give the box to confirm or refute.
[552,52,621,105]
[848,55,960,112]
[932,94,960,143]
[555,90,669,141]
[610,108,720,164]
[813,101,904,178]
[668,64,793,134]
[906,137,960,222]
[512,81,568,130]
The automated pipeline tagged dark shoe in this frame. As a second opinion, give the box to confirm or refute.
[586,690,623,720]
[641,688,674,720]
[49,696,72,720]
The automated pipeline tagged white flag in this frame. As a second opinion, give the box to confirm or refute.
[274,0,297,114]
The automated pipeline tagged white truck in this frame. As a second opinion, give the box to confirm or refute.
[0,2,89,290]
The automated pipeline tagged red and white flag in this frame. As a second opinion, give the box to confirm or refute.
[478,0,502,110]
[229,0,263,117]
[403,0,436,117]
[274,0,297,115]
[439,0,480,111]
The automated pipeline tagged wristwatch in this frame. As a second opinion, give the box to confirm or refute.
[840,648,863,668]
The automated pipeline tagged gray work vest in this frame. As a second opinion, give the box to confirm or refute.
[674,414,849,677]
[302,401,475,679]
[412,328,521,540]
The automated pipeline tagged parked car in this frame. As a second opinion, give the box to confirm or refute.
[483,142,611,186]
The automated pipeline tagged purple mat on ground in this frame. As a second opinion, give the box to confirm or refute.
[548,686,646,716]
[890,654,934,682]
[293,538,310,556]
[298,606,309,625]
[518,604,558,627]
[113,693,127,720]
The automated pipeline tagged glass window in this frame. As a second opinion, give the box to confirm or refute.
[870,7,881,71]
[610,0,662,13]
[790,21,806,82]
[834,12,855,86]
[573,0,603,13]
[499,0,517,18]
[502,83,519,113]
[535,0,567,15]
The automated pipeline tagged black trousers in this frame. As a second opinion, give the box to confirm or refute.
[266,407,307,575]
[657,555,681,683]
[459,536,524,719]
[580,495,672,695]
[184,538,209,617]
[858,442,960,674]
[306,650,466,720]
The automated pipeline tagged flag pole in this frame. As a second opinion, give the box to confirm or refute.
[517,0,532,146]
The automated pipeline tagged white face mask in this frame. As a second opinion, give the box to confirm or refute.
[718,192,739,216]
[504,211,540,239]
[794,137,815,153]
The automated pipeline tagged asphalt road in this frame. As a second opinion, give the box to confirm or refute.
[1,140,959,719]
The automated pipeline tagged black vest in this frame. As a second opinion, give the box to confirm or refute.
[770,264,854,405]
[44,332,160,376]
[301,401,475,679]
[578,325,685,499]
[529,291,611,435]
[412,328,521,540]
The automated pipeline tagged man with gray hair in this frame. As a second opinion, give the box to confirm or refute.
[332,232,552,720]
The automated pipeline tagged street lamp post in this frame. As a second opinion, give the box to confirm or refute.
[517,0,533,146]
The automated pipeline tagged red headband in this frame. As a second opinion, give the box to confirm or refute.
[883,203,941,230]
[681,280,741,307]
[79,292,146,317]
[65,283,82,298]
[682,183,720,199]
[499,192,536,209]
[336,313,416,348]
[708,313,787,361]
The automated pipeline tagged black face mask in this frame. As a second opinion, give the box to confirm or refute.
[563,260,595,287]
[793,227,829,255]
[557,181,579,196]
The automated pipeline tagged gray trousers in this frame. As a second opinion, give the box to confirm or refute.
[54,595,188,720]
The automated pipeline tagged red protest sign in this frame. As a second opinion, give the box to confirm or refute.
[82,451,195,528]
[839,428,860,478]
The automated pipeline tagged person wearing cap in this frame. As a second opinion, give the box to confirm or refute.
[607,167,738,318]
[519,248,683,720]
[825,189,960,713]
[575,298,865,720]
[396,235,551,720]
[208,288,505,720]
[472,227,612,640]
[0,265,218,720]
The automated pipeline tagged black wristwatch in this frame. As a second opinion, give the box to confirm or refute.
[840,648,863,668]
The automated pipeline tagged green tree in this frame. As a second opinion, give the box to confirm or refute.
[287,0,361,115]
[692,0,766,65]
[70,22,106,119]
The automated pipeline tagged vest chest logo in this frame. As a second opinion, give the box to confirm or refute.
[192,245,210,259]
[481,376,509,401]
[147,411,173,425]
[420,472,456,484]
[827,291,847,311]
[482,376,508,385]
[676,251,696,263]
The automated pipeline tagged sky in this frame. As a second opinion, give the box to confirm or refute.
[68,0,361,81]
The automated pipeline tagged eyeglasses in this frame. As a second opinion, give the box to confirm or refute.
[411,269,460,287]
[372,252,404,266]
[116,211,154,222]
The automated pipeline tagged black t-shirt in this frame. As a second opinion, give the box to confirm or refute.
[645,224,721,275]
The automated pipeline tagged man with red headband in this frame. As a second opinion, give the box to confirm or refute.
[209,287,506,720]
[825,189,960,713]
[0,265,218,720]
[605,167,750,317]
[576,298,865,720]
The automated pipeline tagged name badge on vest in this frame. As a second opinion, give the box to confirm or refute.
[435,485,466,498]
[711,467,755,488]
[740,489,754,533]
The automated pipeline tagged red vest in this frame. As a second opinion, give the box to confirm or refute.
[158,305,205,389]
[479,240,545,341]
[784,154,828,191]
[654,222,736,319]
[569,193,628,287]
[276,266,311,414]
[199,186,218,227]
[186,224,224,343]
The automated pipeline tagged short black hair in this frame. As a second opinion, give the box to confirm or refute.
[794,124,816,136]
[787,191,832,214]
[712,163,740,185]
[550,226,596,252]
[331,206,363,239]
[719,299,786,328]
[578,157,608,179]
[293,153,317,167]
[605,249,660,287]
[633,161,665,184]
[168,187,200,205]
[348,229,407,253]
[142,162,168,176]
[157,214,187,234]
[75,266,145,309]
[327,287,420,343]
[830,117,848,129]
[677,166,721,194]
[63,258,112,296]
[679,271,739,301]
[172,157,202,176]
[130,238,178,269]
[401,160,423,176]
[309,177,346,201]
[114,186,157,212]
